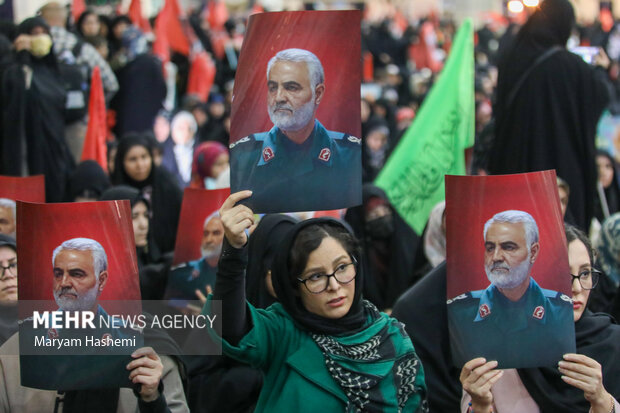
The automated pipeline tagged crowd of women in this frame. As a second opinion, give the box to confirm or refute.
[0,0,620,411]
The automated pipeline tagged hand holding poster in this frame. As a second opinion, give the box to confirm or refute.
[229,10,362,213]
[167,188,229,300]
[446,171,575,369]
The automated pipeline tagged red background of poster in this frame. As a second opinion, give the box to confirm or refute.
[173,188,230,265]
[17,201,140,301]
[0,175,45,202]
[446,171,571,298]
[229,10,361,143]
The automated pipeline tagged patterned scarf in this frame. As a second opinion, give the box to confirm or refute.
[311,301,426,412]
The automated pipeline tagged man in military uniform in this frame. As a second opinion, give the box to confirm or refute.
[166,211,223,300]
[21,237,138,357]
[230,48,361,213]
[447,210,574,368]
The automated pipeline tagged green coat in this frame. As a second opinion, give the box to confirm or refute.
[213,301,427,412]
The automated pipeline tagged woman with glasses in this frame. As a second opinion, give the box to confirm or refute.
[206,191,428,412]
[460,224,620,413]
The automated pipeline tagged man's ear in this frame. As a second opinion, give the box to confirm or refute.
[97,271,108,293]
[529,242,540,264]
[314,83,325,105]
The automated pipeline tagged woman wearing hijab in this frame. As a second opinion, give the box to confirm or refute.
[488,0,610,230]
[112,134,183,254]
[66,160,111,202]
[594,150,620,223]
[344,184,422,311]
[100,185,168,300]
[460,224,620,412]
[1,17,75,202]
[207,191,428,412]
[591,213,620,319]
[189,141,230,190]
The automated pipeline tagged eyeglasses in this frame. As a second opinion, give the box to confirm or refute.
[0,262,17,281]
[297,258,357,294]
[570,269,600,290]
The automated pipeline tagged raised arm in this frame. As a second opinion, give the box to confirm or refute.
[213,191,254,345]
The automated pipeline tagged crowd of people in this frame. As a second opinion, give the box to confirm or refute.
[0,0,620,411]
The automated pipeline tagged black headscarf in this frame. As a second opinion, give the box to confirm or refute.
[594,150,620,222]
[518,310,620,412]
[344,184,421,310]
[66,160,111,201]
[112,135,183,253]
[246,214,298,309]
[489,0,609,230]
[270,218,366,335]
[1,17,74,202]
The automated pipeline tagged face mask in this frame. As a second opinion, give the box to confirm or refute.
[365,215,394,239]
[30,34,53,58]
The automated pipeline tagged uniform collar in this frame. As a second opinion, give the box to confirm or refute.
[474,277,549,325]
[256,120,335,167]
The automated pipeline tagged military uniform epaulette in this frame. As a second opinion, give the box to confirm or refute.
[542,288,572,303]
[324,130,361,146]
[229,135,260,150]
[447,292,474,305]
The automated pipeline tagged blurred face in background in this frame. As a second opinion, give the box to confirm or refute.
[132,201,149,248]
[596,154,615,189]
[124,145,152,182]
[81,13,101,37]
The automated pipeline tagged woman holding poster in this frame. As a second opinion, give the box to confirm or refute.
[460,225,620,413]
[207,191,428,412]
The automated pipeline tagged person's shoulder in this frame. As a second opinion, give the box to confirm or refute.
[324,129,362,148]
[539,286,572,303]
[446,290,483,306]
[229,133,265,153]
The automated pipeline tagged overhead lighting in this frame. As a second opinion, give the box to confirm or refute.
[523,0,540,7]
[507,0,525,13]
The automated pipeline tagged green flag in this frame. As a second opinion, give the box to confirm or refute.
[375,18,474,235]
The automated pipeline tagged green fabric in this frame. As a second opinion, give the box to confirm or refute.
[375,18,475,235]
[207,300,427,412]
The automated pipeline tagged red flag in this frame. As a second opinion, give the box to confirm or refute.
[206,0,229,31]
[72,0,86,24]
[81,66,108,173]
[187,52,216,102]
[128,0,152,33]
[153,0,190,61]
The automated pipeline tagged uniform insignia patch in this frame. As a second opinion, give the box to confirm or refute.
[229,137,250,149]
[347,136,361,144]
[478,304,491,318]
[560,294,572,303]
[318,148,331,162]
[48,328,58,339]
[533,306,545,320]
[262,147,275,163]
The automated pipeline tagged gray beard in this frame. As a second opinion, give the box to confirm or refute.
[54,284,100,312]
[201,243,222,260]
[485,258,532,290]
[268,98,316,132]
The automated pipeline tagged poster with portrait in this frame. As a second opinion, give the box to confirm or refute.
[167,188,229,301]
[446,171,575,369]
[16,200,142,390]
[0,175,45,237]
[229,10,362,213]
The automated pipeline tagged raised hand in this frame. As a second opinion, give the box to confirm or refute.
[460,357,503,413]
[219,191,254,248]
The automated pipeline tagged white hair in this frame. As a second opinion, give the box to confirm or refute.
[266,48,325,90]
[483,210,539,248]
[203,210,221,229]
[171,111,198,135]
[0,198,16,220]
[52,238,108,280]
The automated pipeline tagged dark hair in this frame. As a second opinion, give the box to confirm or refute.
[565,223,593,265]
[288,222,360,285]
[76,10,98,37]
